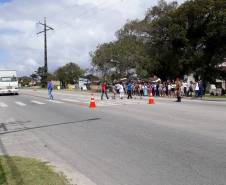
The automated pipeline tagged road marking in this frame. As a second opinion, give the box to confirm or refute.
[46,100,64,104]
[0,102,8,108]
[96,99,147,107]
[61,99,80,103]
[15,102,26,106]
[31,100,46,105]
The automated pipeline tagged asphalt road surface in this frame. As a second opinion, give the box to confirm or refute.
[0,89,226,185]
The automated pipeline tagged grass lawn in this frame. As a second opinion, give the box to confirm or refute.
[204,95,226,99]
[0,155,72,185]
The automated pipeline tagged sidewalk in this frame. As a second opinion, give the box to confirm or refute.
[183,96,226,102]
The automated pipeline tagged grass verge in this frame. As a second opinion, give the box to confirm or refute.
[0,155,72,185]
[204,95,226,99]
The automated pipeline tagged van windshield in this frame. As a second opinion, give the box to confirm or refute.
[0,77,17,82]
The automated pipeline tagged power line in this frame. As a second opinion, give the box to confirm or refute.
[35,0,125,66]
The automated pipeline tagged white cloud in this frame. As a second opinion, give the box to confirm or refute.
[0,0,185,76]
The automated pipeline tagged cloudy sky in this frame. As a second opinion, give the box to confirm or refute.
[0,0,185,76]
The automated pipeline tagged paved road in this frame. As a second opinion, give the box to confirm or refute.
[0,89,226,185]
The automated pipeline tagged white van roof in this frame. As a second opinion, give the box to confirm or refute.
[0,70,17,77]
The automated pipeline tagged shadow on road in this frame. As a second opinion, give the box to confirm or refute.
[3,121,31,126]
[0,118,101,136]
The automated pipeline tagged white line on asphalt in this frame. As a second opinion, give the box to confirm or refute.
[0,102,8,108]
[31,100,46,105]
[61,99,81,103]
[97,104,119,107]
[46,100,64,104]
[96,99,148,107]
[15,102,26,106]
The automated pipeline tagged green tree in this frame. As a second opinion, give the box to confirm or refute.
[35,66,46,87]
[30,73,38,81]
[91,36,150,79]
[175,0,226,82]
[90,42,115,79]
[32,67,56,87]
[91,0,226,83]
[19,76,32,87]
[140,0,226,82]
[54,62,84,87]
[117,0,182,80]
[146,1,187,80]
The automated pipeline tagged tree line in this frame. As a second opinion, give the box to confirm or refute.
[20,62,84,87]
[90,0,226,83]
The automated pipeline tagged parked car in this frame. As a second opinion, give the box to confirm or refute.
[209,84,222,96]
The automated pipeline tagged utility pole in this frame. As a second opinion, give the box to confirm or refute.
[37,17,54,87]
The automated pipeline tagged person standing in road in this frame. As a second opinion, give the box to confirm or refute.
[127,81,133,99]
[101,82,109,100]
[188,81,194,97]
[198,80,204,98]
[143,83,148,96]
[195,81,199,97]
[175,78,182,102]
[134,83,139,98]
[152,83,156,97]
[47,80,54,100]
[117,82,124,99]
[171,81,176,97]
[111,83,117,99]
[139,83,144,99]
[182,81,188,97]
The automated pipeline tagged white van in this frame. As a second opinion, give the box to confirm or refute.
[0,70,19,95]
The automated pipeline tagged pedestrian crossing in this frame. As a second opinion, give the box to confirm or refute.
[46,100,64,104]
[31,100,46,105]
[97,99,147,107]
[14,101,26,106]
[61,98,81,103]
[0,98,148,108]
[0,102,8,108]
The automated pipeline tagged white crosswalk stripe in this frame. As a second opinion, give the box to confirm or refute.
[68,98,92,104]
[96,99,147,107]
[61,99,81,103]
[0,102,8,108]
[31,100,46,105]
[0,97,148,109]
[46,100,64,104]
[14,102,26,106]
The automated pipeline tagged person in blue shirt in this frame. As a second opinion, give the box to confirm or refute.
[198,80,204,98]
[47,80,54,100]
[127,81,133,99]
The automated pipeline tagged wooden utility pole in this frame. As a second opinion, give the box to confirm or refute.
[37,17,54,87]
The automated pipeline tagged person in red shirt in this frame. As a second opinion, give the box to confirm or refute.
[101,82,109,100]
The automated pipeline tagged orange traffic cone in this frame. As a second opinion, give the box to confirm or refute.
[89,95,96,108]
[148,93,155,105]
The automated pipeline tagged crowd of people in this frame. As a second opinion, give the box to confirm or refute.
[101,79,205,102]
